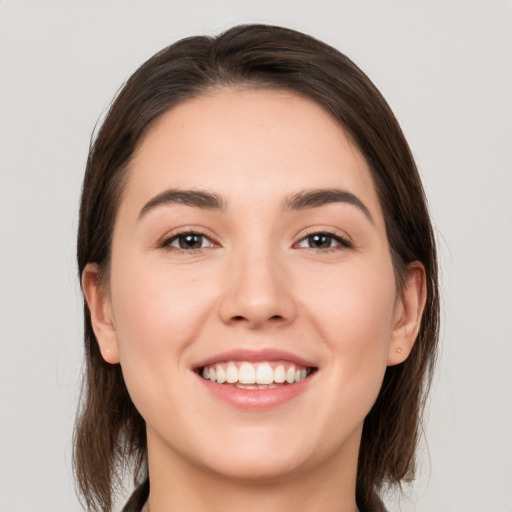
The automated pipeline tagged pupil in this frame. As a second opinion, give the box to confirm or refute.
[309,234,331,248]
[179,234,202,249]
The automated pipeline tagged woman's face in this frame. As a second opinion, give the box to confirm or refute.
[85,89,422,483]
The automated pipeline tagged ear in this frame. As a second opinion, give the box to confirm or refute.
[387,262,427,366]
[81,263,120,364]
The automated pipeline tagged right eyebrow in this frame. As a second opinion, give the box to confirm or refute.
[138,189,226,220]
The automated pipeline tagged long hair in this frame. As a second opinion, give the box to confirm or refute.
[75,24,439,512]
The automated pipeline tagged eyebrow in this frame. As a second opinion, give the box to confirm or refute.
[138,189,226,219]
[138,187,373,223]
[284,188,373,223]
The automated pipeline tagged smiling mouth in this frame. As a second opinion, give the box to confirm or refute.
[197,361,317,390]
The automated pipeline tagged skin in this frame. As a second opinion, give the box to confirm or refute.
[83,89,426,512]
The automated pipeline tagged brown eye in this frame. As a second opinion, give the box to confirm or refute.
[296,232,352,250]
[306,234,333,249]
[165,232,214,250]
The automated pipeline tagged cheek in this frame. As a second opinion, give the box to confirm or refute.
[110,258,213,351]
[305,255,396,335]
[107,256,217,402]
[106,258,219,433]
[301,257,397,389]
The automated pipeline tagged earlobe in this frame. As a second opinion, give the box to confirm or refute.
[387,262,427,366]
[81,263,120,364]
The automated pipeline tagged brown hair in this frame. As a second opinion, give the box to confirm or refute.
[75,24,439,512]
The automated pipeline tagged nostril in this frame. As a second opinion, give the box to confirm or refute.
[231,314,284,323]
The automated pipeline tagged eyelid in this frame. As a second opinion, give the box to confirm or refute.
[157,226,353,252]
[293,228,354,250]
[158,227,220,250]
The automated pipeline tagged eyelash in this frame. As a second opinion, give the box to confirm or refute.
[160,229,353,254]
[295,230,353,252]
[160,229,217,253]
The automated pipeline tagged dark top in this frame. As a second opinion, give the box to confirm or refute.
[121,477,388,512]
[121,478,149,512]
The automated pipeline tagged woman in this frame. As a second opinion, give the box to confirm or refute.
[74,24,439,512]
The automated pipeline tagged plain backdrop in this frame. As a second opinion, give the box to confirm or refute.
[1,1,511,511]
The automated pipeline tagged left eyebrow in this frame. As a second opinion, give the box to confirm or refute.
[138,189,226,220]
[283,188,374,223]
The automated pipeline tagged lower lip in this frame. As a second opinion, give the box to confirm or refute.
[196,373,315,410]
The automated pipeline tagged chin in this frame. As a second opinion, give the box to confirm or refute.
[185,421,346,484]
[202,446,314,484]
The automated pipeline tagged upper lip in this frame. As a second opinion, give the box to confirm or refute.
[193,348,317,370]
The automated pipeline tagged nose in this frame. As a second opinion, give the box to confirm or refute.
[218,247,297,329]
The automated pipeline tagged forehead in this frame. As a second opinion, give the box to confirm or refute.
[122,89,383,222]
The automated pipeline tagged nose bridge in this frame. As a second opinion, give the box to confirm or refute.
[219,238,296,328]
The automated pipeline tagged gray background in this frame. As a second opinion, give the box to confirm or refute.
[1,1,511,511]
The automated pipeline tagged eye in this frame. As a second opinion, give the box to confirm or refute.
[296,232,352,250]
[163,231,216,250]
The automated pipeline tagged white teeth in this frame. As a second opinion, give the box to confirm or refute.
[239,362,256,384]
[235,383,255,389]
[226,363,238,383]
[203,361,312,385]
[256,363,274,384]
[216,364,226,384]
[274,365,286,383]
[236,383,279,390]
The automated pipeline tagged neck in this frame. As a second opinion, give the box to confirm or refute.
[145,430,361,512]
